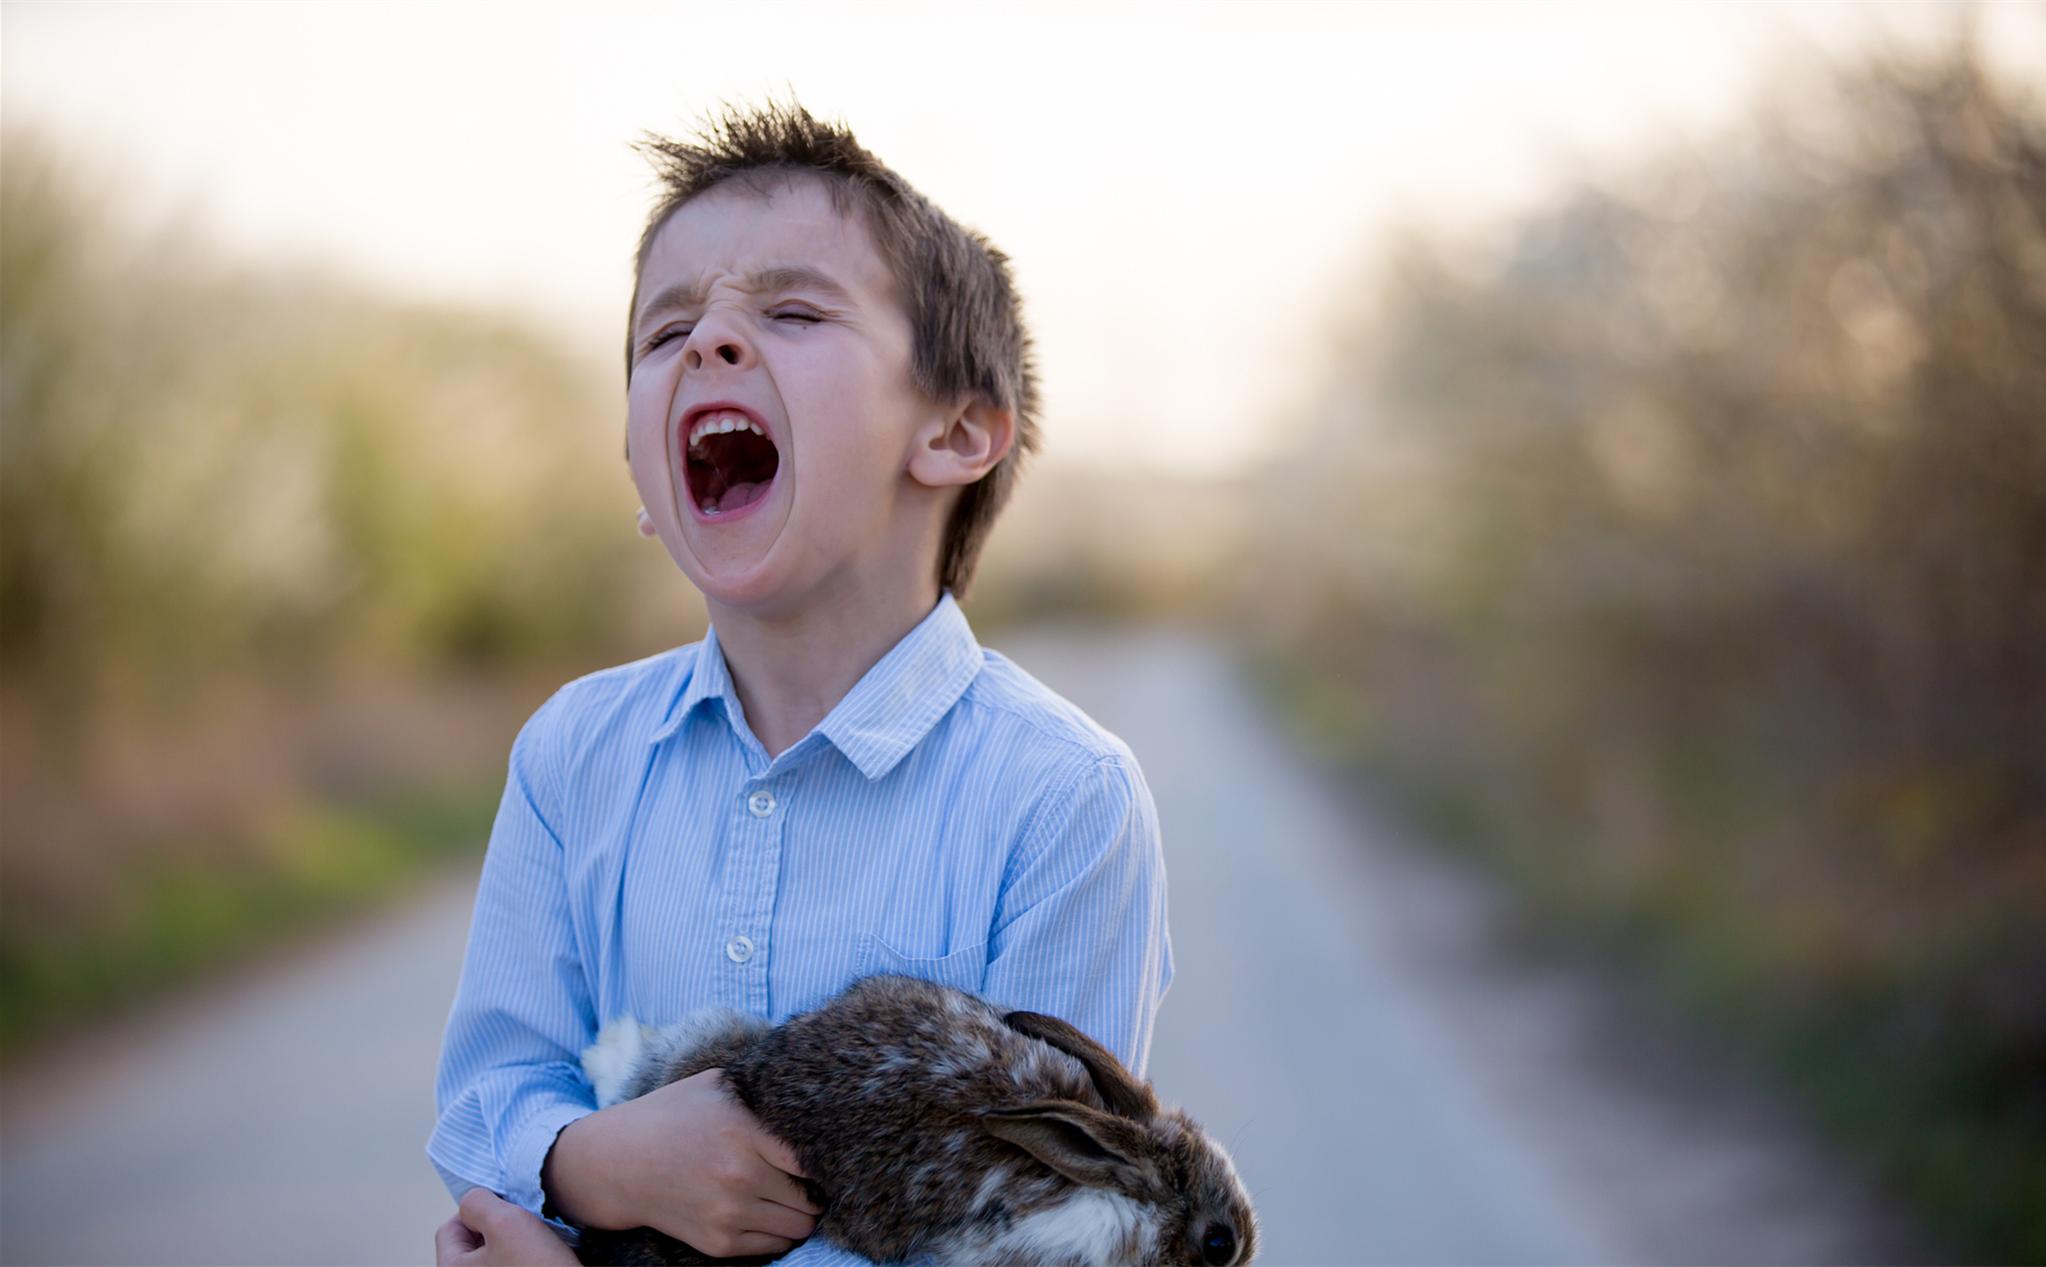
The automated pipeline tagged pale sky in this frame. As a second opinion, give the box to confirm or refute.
[6,1,2037,473]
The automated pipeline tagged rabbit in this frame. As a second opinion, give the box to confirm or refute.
[570,974,1256,1267]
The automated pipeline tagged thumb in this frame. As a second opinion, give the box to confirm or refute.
[435,1212,481,1264]
[458,1188,519,1237]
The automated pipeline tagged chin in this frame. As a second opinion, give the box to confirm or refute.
[676,551,784,613]
[635,513,781,620]
[679,544,821,621]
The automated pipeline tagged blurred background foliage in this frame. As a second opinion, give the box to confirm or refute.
[0,128,696,1046]
[1249,42,2044,1258]
[2,26,2042,1261]
[1,131,664,704]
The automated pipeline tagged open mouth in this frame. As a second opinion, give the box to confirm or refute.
[683,409,781,517]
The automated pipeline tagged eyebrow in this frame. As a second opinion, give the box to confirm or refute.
[635,265,855,330]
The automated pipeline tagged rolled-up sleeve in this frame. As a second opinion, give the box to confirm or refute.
[980,753,1174,1075]
[428,699,599,1217]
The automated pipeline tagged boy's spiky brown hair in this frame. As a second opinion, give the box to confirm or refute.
[627,101,1039,599]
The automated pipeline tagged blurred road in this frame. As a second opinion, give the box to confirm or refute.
[1004,628,1924,1267]
[0,862,474,1265]
[0,627,1924,1266]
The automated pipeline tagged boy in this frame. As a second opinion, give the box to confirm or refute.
[429,103,1172,1266]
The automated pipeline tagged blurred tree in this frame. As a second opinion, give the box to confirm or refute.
[1,131,658,744]
[2,130,701,1043]
[1266,35,2044,1260]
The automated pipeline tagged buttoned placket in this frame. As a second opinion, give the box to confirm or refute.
[712,760,785,1016]
[710,706,861,1016]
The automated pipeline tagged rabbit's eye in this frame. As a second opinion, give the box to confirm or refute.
[1199,1224,1236,1265]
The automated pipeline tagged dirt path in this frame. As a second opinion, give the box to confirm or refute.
[0,626,1928,1265]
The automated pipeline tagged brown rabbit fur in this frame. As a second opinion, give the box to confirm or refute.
[571,975,1255,1267]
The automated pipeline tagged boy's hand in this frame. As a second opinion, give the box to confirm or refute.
[436,1189,579,1267]
[543,1068,822,1259]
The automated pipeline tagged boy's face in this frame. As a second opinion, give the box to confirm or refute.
[626,176,949,616]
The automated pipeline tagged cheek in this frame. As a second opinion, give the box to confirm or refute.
[626,372,682,531]
[787,365,919,492]
[792,426,894,521]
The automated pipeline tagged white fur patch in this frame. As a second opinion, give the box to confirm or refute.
[645,1006,756,1073]
[982,1188,1158,1266]
[970,1164,1012,1215]
[582,1017,656,1107]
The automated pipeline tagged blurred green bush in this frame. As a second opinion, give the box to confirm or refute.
[1255,40,2044,1261]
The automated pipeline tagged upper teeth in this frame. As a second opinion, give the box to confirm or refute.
[689,412,766,449]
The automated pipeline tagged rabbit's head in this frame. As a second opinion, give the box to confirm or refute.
[983,1007,1256,1265]
[981,1100,1256,1265]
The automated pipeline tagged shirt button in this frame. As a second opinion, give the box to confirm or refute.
[747,789,776,817]
[725,934,755,964]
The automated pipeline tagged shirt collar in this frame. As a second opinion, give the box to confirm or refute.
[649,593,984,781]
[816,592,983,780]
[652,619,740,744]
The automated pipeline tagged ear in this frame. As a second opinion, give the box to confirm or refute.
[981,1101,1158,1193]
[907,397,1015,490]
[1001,1011,1159,1119]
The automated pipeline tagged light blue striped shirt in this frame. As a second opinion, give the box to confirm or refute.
[429,593,1172,1265]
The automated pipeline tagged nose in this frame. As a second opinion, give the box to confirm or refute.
[683,306,756,373]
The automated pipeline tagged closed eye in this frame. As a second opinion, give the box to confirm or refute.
[644,326,691,352]
[770,307,823,325]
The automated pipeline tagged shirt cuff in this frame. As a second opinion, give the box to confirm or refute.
[508,1100,597,1220]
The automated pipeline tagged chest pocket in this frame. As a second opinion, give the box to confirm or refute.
[855,933,989,995]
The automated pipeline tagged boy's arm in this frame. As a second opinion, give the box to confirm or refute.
[429,706,600,1222]
[977,752,1173,1073]
[431,702,821,1256]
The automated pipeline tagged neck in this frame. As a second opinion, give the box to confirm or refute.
[709,571,943,759]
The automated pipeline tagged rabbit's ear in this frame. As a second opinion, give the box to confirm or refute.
[981,1102,1160,1194]
[1001,1011,1159,1118]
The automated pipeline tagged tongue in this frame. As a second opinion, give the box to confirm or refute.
[720,480,769,512]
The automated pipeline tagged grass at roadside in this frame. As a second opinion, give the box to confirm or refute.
[0,781,496,1059]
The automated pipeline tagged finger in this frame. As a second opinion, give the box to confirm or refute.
[762,1169,824,1219]
[744,1148,823,1216]
[752,1130,812,1180]
[745,1196,820,1242]
[434,1214,480,1265]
